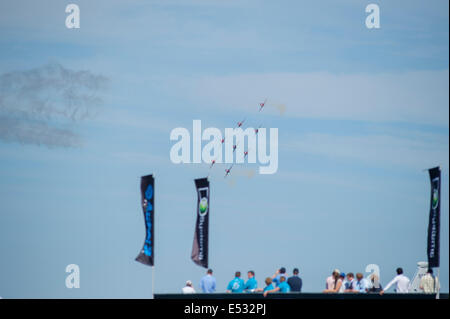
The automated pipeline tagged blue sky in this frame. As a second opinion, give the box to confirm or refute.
[0,0,448,297]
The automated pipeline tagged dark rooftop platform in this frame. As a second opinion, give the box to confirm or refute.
[155,292,448,300]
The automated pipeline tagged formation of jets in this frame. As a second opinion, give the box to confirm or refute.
[207,99,268,178]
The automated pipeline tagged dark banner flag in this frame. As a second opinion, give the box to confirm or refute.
[136,175,155,267]
[191,178,210,268]
[427,167,441,268]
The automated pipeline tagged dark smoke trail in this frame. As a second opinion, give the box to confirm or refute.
[0,63,108,147]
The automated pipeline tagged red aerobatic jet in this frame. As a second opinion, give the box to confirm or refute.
[259,98,267,112]
[224,165,234,177]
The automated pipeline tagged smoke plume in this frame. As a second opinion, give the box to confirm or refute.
[0,63,108,147]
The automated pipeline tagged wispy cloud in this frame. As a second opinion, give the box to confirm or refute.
[0,63,108,147]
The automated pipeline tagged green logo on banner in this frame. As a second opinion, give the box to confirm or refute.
[432,189,439,209]
[199,197,208,216]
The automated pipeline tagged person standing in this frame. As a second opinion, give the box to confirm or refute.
[353,273,369,293]
[255,277,274,293]
[420,269,438,293]
[263,276,291,297]
[244,270,258,292]
[343,273,355,292]
[271,267,288,287]
[323,269,343,293]
[380,267,410,295]
[338,272,346,293]
[277,276,291,293]
[182,280,196,294]
[200,269,216,293]
[368,274,383,293]
[226,271,245,293]
[287,268,303,292]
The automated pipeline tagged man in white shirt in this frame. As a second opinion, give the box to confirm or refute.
[380,267,410,295]
[338,272,346,293]
[182,280,196,294]
[420,269,438,293]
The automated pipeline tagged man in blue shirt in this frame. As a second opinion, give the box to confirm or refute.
[278,276,291,293]
[263,276,290,297]
[255,277,274,293]
[271,267,288,287]
[200,269,216,293]
[244,270,258,292]
[226,271,245,293]
[263,281,274,292]
[352,273,368,293]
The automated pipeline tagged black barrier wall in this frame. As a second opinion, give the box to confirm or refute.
[155,293,448,300]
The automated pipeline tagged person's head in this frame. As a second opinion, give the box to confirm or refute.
[280,276,286,283]
[186,280,192,287]
[339,272,346,280]
[346,272,354,280]
[356,273,364,281]
[427,268,433,275]
[248,271,255,279]
[235,271,241,278]
[396,268,403,275]
[207,269,213,275]
[332,269,340,278]
[279,267,286,274]
[293,268,299,275]
[265,277,273,286]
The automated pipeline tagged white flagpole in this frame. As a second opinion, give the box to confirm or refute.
[153,173,155,299]
[437,167,441,299]
[152,266,155,299]
[436,268,440,299]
